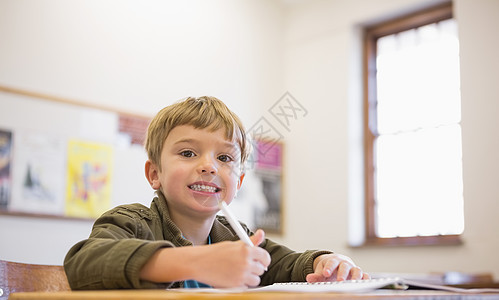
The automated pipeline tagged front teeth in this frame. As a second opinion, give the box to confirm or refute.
[190,184,217,193]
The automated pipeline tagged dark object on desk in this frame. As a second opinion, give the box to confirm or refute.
[442,271,499,289]
[0,260,70,299]
[444,271,495,286]
[372,271,496,287]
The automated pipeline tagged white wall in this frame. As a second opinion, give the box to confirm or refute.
[1,0,498,280]
[0,0,285,265]
[281,0,499,279]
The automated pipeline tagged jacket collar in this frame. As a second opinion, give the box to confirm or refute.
[151,191,239,246]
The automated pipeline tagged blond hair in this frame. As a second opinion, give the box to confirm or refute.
[144,96,250,171]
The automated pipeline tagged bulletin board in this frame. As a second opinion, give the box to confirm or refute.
[0,85,152,219]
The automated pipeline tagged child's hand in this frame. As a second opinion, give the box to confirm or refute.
[195,229,271,288]
[306,253,370,283]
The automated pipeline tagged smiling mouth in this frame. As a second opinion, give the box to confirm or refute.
[188,184,221,193]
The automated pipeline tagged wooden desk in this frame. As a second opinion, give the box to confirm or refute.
[8,289,499,300]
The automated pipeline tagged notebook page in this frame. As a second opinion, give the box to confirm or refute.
[170,277,499,294]
[252,278,404,293]
[171,278,404,293]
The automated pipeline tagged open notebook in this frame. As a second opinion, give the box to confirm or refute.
[172,277,499,294]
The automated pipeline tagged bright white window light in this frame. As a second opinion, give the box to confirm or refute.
[375,19,464,238]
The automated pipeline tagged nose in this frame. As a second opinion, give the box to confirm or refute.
[197,155,218,175]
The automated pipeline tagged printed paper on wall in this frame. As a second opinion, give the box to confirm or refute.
[65,140,113,218]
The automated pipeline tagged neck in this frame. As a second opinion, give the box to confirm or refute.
[170,211,215,246]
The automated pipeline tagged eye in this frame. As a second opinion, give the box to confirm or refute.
[179,150,196,158]
[218,154,233,163]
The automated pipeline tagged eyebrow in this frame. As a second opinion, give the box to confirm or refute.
[173,138,197,145]
[174,138,237,151]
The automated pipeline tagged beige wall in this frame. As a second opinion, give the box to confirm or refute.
[0,0,285,265]
[1,0,498,279]
[280,0,499,279]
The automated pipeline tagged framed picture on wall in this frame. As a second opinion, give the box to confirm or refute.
[9,130,66,216]
[0,129,13,210]
[252,139,284,234]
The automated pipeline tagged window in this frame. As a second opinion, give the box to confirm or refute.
[363,2,464,246]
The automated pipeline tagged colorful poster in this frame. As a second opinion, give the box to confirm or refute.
[9,131,66,215]
[253,140,283,234]
[0,129,13,210]
[65,140,113,218]
[255,140,282,171]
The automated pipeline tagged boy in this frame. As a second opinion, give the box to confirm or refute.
[64,96,369,289]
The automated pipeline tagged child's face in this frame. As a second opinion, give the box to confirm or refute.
[150,125,244,215]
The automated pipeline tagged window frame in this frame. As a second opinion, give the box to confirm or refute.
[363,1,462,247]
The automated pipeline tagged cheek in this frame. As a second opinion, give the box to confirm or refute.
[223,172,241,197]
[161,165,189,192]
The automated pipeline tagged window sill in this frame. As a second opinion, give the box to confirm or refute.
[351,235,463,248]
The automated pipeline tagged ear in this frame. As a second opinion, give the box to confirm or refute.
[145,160,161,189]
[237,172,245,190]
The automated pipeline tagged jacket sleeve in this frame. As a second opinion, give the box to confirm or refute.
[258,238,332,285]
[64,205,173,290]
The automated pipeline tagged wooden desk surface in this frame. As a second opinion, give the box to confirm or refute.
[8,289,499,300]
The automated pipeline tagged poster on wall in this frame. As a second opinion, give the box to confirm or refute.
[0,129,13,210]
[9,131,67,215]
[252,139,284,234]
[65,140,113,218]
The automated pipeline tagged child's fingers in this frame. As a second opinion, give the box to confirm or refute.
[308,254,369,283]
[245,273,262,287]
[322,258,340,277]
[349,266,363,280]
[336,261,354,281]
[306,259,329,283]
[249,229,270,272]
[306,272,324,283]
[248,257,268,276]
[254,246,271,271]
[250,229,265,246]
[240,252,268,287]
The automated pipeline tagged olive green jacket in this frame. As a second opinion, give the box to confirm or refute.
[64,192,331,290]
